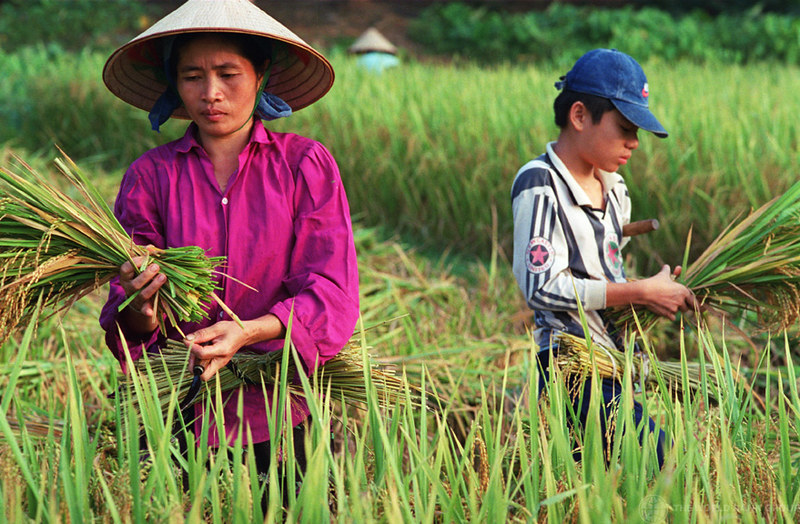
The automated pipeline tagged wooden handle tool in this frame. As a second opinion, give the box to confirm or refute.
[622,219,659,237]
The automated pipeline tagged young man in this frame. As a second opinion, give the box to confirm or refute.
[511,49,696,467]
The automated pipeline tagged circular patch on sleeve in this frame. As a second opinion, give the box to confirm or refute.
[526,237,555,274]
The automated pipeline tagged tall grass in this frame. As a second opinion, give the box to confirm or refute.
[4,47,800,276]
[1,298,797,521]
[320,58,800,277]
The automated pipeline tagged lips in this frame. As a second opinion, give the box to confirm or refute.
[201,108,225,119]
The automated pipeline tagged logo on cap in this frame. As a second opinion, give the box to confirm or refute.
[642,82,649,99]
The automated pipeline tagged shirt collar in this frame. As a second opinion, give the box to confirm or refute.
[546,142,618,207]
[174,120,273,154]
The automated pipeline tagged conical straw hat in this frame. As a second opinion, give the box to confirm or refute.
[348,27,397,55]
[103,0,334,118]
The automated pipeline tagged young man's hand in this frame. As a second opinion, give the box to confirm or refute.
[637,265,697,320]
[606,265,698,320]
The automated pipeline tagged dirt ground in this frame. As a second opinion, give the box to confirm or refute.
[256,0,609,54]
[257,1,436,56]
[146,1,589,57]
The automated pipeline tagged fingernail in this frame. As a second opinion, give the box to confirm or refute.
[186,334,195,341]
[149,263,159,272]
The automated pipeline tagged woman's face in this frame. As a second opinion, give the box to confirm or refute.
[175,34,263,143]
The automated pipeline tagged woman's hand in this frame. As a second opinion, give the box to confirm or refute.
[184,321,249,382]
[119,251,167,333]
[184,314,286,382]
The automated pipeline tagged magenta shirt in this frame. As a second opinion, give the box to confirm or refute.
[100,121,360,445]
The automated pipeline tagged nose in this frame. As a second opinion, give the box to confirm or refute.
[626,132,639,150]
[201,77,222,102]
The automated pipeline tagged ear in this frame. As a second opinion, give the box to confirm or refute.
[252,60,268,90]
[568,101,589,132]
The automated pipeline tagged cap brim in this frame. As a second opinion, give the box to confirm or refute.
[612,100,668,138]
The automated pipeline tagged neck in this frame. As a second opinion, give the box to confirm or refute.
[196,119,254,191]
[197,119,254,156]
[552,134,595,181]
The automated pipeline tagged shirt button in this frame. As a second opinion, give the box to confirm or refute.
[218,312,224,319]
[221,197,229,205]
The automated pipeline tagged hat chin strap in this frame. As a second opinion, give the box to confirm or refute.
[249,61,292,123]
[229,60,292,136]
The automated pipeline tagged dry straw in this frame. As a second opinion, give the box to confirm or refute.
[120,337,422,415]
[553,332,720,400]
[0,153,227,343]
[616,181,800,335]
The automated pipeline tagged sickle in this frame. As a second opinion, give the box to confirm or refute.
[178,364,205,412]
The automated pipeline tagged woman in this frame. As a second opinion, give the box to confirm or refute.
[100,0,359,476]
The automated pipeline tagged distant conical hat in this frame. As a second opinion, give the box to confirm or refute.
[348,27,397,55]
[103,0,334,118]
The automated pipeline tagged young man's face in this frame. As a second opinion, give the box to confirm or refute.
[581,109,640,173]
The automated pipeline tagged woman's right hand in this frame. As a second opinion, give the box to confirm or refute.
[119,254,167,331]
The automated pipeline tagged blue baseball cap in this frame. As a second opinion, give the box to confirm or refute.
[555,48,668,138]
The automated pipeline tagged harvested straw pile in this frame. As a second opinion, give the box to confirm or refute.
[617,181,800,334]
[0,153,225,343]
[553,333,720,399]
[121,338,422,414]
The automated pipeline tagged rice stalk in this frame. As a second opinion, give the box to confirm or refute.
[0,152,226,343]
[119,337,426,418]
[552,332,720,400]
[616,180,800,334]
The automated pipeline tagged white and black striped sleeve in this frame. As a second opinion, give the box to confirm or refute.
[511,164,607,312]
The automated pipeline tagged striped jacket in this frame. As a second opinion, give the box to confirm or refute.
[511,142,631,350]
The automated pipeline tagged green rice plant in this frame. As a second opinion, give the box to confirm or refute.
[0,153,227,343]
[1,258,799,521]
[617,180,800,335]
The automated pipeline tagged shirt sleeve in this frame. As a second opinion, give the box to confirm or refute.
[511,166,606,312]
[98,158,165,371]
[269,142,360,372]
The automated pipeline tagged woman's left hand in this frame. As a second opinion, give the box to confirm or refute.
[184,313,286,381]
[185,321,250,381]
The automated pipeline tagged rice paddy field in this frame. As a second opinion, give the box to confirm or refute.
[2,46,800,522]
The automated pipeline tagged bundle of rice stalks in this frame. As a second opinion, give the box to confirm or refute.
[552,333,721,400]
[617,181,800,334]
[120,337,425,416]
[0,153,226,343]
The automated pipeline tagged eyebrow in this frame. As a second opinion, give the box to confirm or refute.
[177,62,244,73]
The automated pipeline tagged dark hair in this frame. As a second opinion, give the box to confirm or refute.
[553,90,615,129]
[169,32,272,80]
